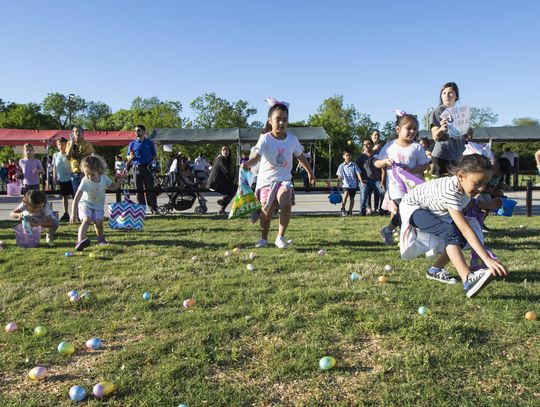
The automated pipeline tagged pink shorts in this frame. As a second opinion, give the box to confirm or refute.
[256,182,295,207]
[78,206,105,222]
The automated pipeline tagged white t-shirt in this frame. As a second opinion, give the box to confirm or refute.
[376,141,429,200]
[78,174,113,210]
[193,157,209,172]
[403,176,470,222]
[254,132,303,189]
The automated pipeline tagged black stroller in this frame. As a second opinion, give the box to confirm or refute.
[156,161,208,215]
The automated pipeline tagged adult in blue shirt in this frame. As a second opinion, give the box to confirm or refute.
[127,124,158,213]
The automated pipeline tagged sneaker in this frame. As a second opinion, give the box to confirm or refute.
[255,239,268,248]
[274,236,288,249]
[60,213,70,222]
[75,238,91,252]
[380,226,394,245]
[340,208,347,217]
[426,267,458,284]
[464,269,494,298]
[366,208,373,215]
[45,234,54,246]
[96,236,108,246]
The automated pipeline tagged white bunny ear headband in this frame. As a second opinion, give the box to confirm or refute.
[463,141,494,161]
[265,97,290,109]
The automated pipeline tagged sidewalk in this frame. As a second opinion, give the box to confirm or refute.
[0,190,537,219]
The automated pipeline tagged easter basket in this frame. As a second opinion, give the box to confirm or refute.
[108,191,146,230]
[7,182,22,197]
[15,223,42,248]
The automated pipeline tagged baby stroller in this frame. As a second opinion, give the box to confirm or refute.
[157,169,208,215]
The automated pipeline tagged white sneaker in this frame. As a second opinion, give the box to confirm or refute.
[274,236,288,249]
[45,234,54,246]
[255,239,268,248]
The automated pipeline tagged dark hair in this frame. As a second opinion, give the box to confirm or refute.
[22,190,47,206]
[58,137,68,143]
[342,149,352,156]
[395,113,419,128]
[263,103,289,134]
[439,82,460,104]
[449,154,493,175]
[136,124,146,132]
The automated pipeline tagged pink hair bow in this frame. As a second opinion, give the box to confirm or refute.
[463,141,494,161]
[265,97,290,109]
[394,109,406,117]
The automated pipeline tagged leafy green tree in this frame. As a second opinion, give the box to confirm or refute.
[469,107,498,128]
[85,101,112,130]
[511,117,539,127]
[0,102,57,129]
[307,95,378,177]
[42,93,87,129]
[190,93,257,128]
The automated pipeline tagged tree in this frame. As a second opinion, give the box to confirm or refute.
[469,107,498,128]
[190,93,257,129]
[307,95,378,177]
[0,102,57,129]
[511,117,539,127]
[84,101,112,130]
[42,93,87,129]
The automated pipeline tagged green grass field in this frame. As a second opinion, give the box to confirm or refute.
[1,214,539,406]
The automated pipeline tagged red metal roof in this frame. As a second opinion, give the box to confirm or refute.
[0,129,136,147]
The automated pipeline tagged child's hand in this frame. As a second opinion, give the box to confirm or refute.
[485,258,508,277]
[69,215,76,225]
[241,162,250,171]
[384,158,393,167]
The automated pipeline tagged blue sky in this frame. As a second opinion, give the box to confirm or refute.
[1,0,539,128]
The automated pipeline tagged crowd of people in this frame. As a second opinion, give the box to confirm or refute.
[4,85,539,298]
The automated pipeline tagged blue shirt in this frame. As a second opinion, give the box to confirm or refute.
[336,161,362,189]
[127,138,156,165]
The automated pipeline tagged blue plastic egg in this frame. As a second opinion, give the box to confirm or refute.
[69,385,87,402]
[418,306,429,316]
[85,337,102,350]
[65,251,73,257]
[143,292,151,301]
[350,272,360,281]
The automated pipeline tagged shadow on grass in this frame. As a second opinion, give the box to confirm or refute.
[500,271,540,283]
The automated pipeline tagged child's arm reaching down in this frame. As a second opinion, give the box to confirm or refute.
[448,207,508,277]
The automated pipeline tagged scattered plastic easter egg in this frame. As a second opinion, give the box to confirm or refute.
[347,140,352,145]
[247,264,254,271]
[69,385,87,402]
[93,381,114,398]
[65,251,73,257]
[418,306,429,316]
[183,298,195,309]
[57,341,75,355]
[28,366,47,381]
[318,249,326,256]
[69,294,81,302]
[287,239,294,245]
[34,326,48,336]
[319,356,336,370]
[81,291,91,300]
[384,264,394,272]
[378,276,388,284]
[350,272,360,281]
[143,292,151,301]
[86,337,102,350]
[191,256,197,261]
[525,311,537,321]
[224,250,231,257]
[178,404,188,407]
[5,322,18,333]
[249,252,256,260]
[88,252,96,259]
[232,247,240,254]
[68,290,79,298]
[520,225,525,228]
[0,240,5,246]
